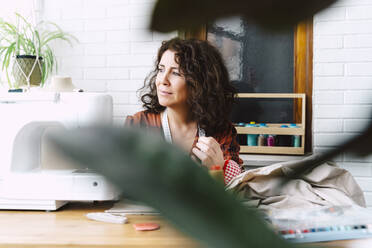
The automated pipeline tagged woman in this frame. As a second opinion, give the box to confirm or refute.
[125,38,243,185]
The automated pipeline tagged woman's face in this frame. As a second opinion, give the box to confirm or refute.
[155,50,188,108]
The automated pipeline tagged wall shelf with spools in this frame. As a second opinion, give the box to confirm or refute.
[235,93,306,155]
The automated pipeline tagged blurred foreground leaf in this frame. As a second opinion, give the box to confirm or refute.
[150,0,337,32]
[285,118,372,182]
[49,126,299,248]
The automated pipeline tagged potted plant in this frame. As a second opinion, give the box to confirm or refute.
[0,13,77,89]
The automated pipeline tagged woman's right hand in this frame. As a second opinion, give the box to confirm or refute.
[191,137,225,168]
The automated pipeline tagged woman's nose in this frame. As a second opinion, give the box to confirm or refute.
[159,71,170,85]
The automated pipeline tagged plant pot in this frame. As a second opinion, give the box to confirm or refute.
[12,55,43,87]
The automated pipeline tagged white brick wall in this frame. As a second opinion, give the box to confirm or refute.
[40,0,176,125]
[314,0,372,206]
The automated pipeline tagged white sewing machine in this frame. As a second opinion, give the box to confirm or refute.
[0,92,120,210]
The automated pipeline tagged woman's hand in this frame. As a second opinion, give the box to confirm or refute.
[192,137,225,168]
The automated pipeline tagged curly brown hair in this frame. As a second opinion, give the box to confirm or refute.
[139,38,236,137]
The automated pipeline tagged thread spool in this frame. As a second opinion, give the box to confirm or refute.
[246,121,258,146]
[48,76,76,92]
[258,123,267,146]
[293,136,301,147]
[289,123,301,147]
[267,135,275,146]
[258,134,265,146]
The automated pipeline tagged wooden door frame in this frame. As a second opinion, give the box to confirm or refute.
[180,20,313,152]
[294,20,313,153]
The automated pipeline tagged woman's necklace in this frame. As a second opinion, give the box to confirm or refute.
[161,108,205,144]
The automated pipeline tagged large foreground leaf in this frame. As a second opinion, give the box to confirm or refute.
[150,0,338,32]
[283,115,372,182]
[49,126,299,248]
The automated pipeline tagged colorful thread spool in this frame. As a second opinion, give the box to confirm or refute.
[258,123,267,146]
[246,122,258,146]
[267,135,275,146]
[257,134,265,146]
[289,123,301,147]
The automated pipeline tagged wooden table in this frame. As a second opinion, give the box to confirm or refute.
[0,202,199,248]
[0,201,372,248]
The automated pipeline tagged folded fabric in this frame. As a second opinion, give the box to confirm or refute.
[226,155,366,210]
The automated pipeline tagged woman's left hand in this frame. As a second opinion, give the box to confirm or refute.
[192,137,225,168]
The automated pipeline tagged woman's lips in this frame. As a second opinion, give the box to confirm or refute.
[159,90,172,95]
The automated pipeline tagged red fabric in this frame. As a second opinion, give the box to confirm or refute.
[223,159,229,171]
[125,111,243,184]
[223,160,242,185]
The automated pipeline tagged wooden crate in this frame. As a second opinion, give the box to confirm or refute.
[235,93,306,155]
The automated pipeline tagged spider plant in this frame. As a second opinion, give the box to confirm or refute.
[0,13,77,88]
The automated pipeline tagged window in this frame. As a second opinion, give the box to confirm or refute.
[182,18,313,152]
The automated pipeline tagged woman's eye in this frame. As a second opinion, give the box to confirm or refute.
[172,71,181,76]
[158,68,164,72]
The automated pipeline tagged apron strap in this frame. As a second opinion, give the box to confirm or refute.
[161,108,205,144]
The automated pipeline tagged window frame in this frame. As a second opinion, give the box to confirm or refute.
[180,20,313,152]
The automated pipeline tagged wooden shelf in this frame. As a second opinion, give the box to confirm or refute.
[240,146,305,155]
[236,124,304,135]
[236,93,306,155]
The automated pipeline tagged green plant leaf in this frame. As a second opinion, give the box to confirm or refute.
[17,36,28,54]
[2,42,15,71]
[15,12,33,30]
[41,31,63,46]
[5,66,12,88]
[48,126,303,248]
[3,22,18,36]
[0,47,7,57]
[40,46,54,85]
[34,30,42,55]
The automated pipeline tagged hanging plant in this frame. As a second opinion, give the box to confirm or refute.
[0,13,77,89]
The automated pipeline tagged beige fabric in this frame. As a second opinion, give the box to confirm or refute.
[227,155,366,210]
